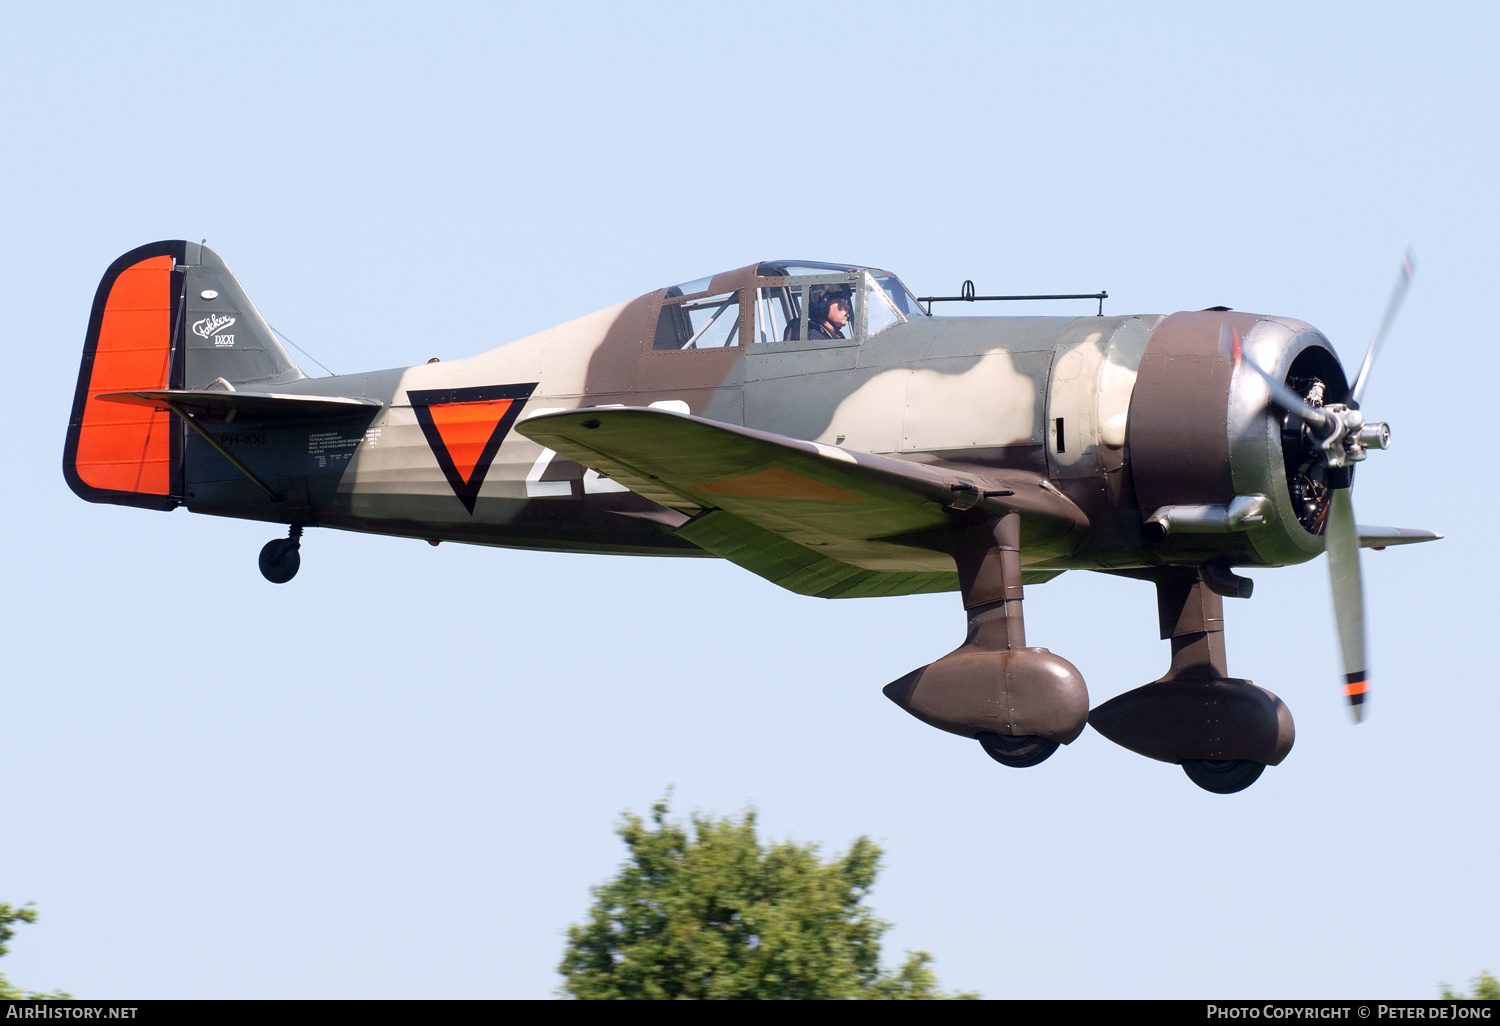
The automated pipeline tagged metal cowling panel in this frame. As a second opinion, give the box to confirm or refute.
[1126,310,1259,515]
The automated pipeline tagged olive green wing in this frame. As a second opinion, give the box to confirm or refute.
[516,407,1085,598]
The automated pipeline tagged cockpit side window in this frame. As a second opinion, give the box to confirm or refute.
[753,285,799,344]
[652,291,741,350]
[754,272,861,344]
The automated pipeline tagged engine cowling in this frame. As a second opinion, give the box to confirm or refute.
[1127,310,1350,568]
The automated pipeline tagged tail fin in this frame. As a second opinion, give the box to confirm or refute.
[64,241,306,508]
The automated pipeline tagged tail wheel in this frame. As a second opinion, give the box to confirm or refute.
[977,732,1059,768]
[1181,759,1265,794]
[259,538,301,584]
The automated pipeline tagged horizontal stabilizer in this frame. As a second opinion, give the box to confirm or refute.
[97,389,381,424]
[1356,525,1443,548]
[517,407,1088,582]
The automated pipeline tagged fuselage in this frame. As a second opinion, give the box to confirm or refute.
[60,242,1417,787]
[68,247,1344,587]
[177,261,1341,576]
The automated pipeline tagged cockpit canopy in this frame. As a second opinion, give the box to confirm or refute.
[651,260,926,351]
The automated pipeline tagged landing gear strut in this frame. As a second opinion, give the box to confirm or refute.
[1089,568,1294,794]
[883,513,1090,768]
[259,524,303,584]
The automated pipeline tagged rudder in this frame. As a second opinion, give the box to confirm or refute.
[63,241,306,508]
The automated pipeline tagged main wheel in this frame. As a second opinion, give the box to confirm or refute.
[258,539,301,584]
[1181,759,1265,794]
[977,732,1059,768]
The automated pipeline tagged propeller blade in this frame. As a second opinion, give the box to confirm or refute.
[1349,249,1415,406]
[1325,486,1369,721]
[1231,323,1333,429]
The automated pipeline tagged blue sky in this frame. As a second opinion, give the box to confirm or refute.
[1,2,1495,998]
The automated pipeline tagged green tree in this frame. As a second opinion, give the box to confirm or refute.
[1441,971,1500,1000]
[0,903,69,1001]
[558,796,976,999]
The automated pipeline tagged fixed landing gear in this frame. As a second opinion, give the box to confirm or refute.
[1089,568,1294,795]
[884,513,1090,769]
[259,524,303,584]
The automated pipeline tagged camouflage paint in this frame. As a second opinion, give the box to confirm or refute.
[64,242,1433,786]
[68,243,1357,582]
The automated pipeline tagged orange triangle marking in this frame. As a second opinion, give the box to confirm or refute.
[426,399,514,484]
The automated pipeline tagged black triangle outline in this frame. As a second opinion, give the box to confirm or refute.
[408,382,538,514]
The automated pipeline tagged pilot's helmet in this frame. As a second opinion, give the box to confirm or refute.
[810,283,853,320]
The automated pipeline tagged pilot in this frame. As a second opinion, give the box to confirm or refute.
[784,284,853,341]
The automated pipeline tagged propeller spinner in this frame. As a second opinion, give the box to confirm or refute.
[1232,252,1414,722]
